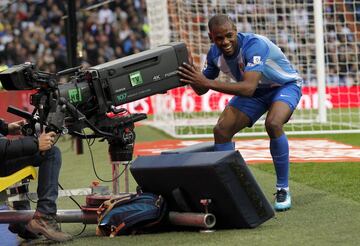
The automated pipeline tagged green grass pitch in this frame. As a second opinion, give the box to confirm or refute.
[25,125,360,245]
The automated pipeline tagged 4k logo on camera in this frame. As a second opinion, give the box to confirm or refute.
[68,88,82,103]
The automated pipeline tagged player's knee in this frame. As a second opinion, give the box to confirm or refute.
[265,119,283,136]
[213,124,221,137]
[213,124,232,140]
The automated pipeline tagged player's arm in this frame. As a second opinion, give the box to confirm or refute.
[181,48,220,96]
[207,71,261,97]
[179,38,267,97]
[189,83,209,95]
[178,63,261,97]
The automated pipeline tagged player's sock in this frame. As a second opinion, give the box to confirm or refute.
[270,133,289,188]
[214,142,235,151]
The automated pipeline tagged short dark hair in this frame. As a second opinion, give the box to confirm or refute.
[208,14,236,32]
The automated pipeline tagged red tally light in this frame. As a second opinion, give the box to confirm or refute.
[106,106,128,118]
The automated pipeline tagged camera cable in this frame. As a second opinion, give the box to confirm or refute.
[57,183,87,237]
[82,129,130,183]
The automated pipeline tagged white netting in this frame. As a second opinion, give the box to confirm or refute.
[145,0,171,47]
[147,0,360,138]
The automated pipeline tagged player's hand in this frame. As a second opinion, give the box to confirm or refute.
[8,119,26,135]
[38,131,56,152]
[178,62,210,88]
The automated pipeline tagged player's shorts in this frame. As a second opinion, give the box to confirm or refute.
[228,82,302,126]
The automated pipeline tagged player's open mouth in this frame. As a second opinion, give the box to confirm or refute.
[223,45,233,54]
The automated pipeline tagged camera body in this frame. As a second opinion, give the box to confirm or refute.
[89,42,187,114]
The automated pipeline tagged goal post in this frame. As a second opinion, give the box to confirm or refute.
[146,0,360,138]
[314,0,327,124]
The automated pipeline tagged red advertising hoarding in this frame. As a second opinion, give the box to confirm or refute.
[1,86,359,121]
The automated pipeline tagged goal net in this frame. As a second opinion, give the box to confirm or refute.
[146,0,360,138]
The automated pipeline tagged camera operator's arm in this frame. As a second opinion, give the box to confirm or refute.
[0,119,9,135]
[0,119,26,135]
[7,119,26,135]
[0,136,39,162]
[0,118,56,161]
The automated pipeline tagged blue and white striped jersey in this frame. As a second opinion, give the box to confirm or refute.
[202,33,302,88]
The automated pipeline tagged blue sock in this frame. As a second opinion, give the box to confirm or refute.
[0,205,18,246]
[214,142,235,151]
[270,134,289,188]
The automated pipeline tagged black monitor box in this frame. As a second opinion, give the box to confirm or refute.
[130,150,274,229]
[161,141,215,154]
[88,42,188,107]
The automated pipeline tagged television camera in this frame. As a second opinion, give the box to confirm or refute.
[0,42,188,162]
[0,43,219,230]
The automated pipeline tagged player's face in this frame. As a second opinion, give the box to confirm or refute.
[210,22,238,57]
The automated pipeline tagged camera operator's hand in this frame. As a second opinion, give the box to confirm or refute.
[38,131,56,152]
[8,119,26,135]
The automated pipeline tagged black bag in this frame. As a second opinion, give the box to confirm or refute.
[96,192,167,237]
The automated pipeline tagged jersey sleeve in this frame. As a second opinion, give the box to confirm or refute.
[202,48,220,79]
[243,38,269,73]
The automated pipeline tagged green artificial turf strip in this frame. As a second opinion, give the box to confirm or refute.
[254,162,360,203]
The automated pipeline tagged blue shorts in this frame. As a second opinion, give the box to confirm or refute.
[228,82,302,126]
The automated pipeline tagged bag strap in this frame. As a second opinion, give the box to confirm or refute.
[109,222,126,238]
[97,194,134,223]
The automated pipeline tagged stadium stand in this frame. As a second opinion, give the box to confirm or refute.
[0,0,358,86]
[0,0,149,74]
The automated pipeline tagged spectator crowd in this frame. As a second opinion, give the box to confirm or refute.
[0,0,149,75]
